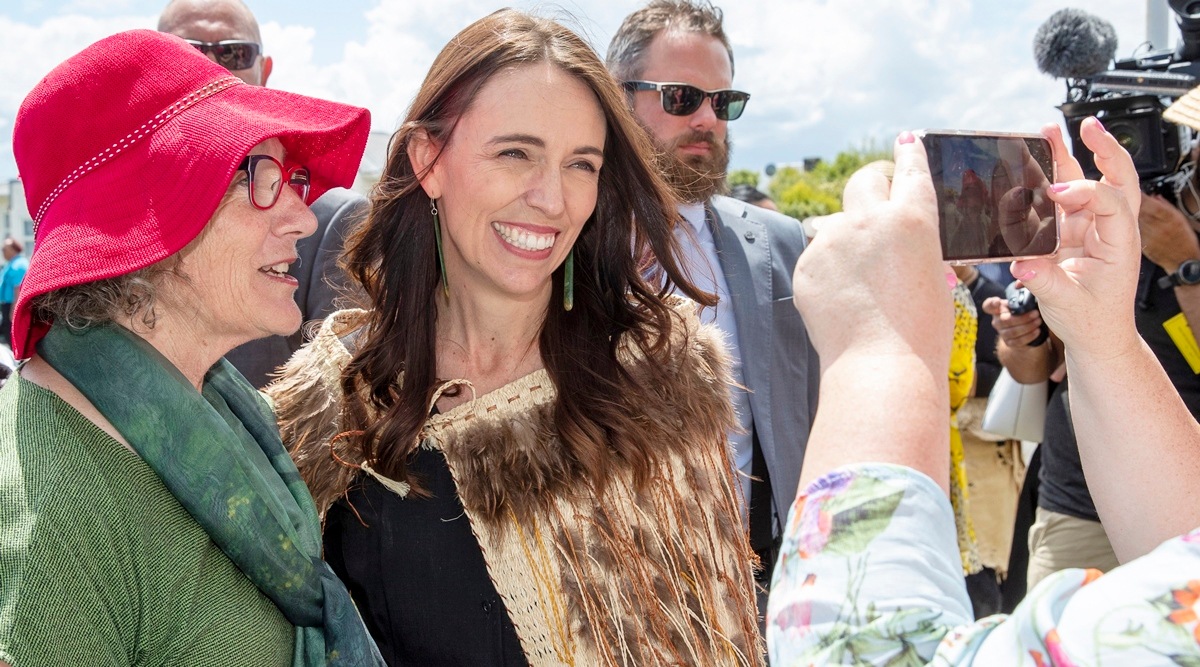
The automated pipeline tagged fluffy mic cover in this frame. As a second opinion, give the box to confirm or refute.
[1034,8,1119,79]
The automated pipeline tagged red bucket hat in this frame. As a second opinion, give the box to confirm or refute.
[10,29,371,359]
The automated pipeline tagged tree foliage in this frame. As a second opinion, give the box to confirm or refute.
[767,142,891,221]
[726,168,760,190]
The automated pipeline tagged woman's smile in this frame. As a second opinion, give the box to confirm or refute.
[491,221,558,257]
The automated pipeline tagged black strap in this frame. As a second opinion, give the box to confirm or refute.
[748,426,774,553]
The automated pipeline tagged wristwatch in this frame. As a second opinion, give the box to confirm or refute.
[1159,259,1200,288]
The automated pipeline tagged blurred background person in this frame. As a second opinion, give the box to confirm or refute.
[159,0,368,388]
[0,30,379,665]
[271,9,762,666]
[0,238,28,350]
[947,274,990,616]
[730,183,779,211]
[157,0,272,86]
[952,263,1023,617]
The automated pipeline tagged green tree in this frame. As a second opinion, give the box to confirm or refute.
[769,142,891,221]
[726,169,760,190]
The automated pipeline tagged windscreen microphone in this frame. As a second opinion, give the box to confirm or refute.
[1033,8,1119,79]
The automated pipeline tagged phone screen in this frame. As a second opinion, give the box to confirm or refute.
[921,132,1059,263]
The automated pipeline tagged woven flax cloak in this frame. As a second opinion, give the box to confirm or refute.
[269,297,764,666]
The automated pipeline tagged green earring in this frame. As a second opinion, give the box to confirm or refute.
[432,198,449,302]
[563,248,574,312]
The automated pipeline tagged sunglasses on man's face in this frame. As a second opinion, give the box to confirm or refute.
[184,39,261,71]
[623,81,750,121]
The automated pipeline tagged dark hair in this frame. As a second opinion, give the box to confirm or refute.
[4,238,23,254]
[339,8,713,498]
[606,0,733,83]
[729,183,771,205]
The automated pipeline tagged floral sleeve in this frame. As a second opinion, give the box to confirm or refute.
[766,464,1200,666]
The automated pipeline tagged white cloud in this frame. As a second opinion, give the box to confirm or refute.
[60,0,140,13]
[0,0,1172,182]
[0,13,155,180]
[255,0,1150,173]
[0,13,154,114]
[718,0,1146,169]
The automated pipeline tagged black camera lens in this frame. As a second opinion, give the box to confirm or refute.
[1006,287,1038,316]
[1108,121,1145,160]
[1004,282,1050,346]
[1170,0,1200,18]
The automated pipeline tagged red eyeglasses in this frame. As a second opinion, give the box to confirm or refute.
[237,154,311,209]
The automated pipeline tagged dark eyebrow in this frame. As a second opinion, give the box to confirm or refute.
[489,133,604,159]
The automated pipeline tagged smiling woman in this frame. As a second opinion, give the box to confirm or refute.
[268,8,763,667]
[407,62,606,309]
[0,29,381,667]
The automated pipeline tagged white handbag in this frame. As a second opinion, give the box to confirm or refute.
[980,368,1048,442]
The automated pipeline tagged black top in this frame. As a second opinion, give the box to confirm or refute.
[323,446,530,666]
[1039,257,1200,520]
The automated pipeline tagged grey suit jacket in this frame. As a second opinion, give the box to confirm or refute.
[225,187,368,388]
[708,194,820,529]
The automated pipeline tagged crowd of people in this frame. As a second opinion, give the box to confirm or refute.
[1,0,1199,665]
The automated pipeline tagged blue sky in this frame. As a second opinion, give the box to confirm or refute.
[0,1,1152,185]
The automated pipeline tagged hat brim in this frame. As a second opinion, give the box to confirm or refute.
[12,83,370,359]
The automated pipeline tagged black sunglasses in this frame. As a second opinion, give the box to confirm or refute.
[184,39,261,71]
[623,80,750,121]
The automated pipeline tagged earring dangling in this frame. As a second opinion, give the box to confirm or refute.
[432,198,449,302]
[563,248,574,312]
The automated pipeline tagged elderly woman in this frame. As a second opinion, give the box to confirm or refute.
[270,9,761,667]
[0,30,382,666]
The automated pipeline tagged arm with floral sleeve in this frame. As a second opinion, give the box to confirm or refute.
[769,120,1200,666]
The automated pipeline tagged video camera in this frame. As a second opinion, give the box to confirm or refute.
[1037,2,1200,192]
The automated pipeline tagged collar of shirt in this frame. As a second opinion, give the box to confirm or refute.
[679,202,707,235]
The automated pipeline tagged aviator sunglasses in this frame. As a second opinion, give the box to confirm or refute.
[184,39,261,71]
[623,81,750,121]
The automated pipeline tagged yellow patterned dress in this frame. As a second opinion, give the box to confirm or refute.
[949,282,983,576]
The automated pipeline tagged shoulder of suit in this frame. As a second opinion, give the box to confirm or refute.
[709,194,806,241]
[312,187,369,220]
[710,194,798,225]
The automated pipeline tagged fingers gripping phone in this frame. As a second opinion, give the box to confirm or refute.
[918,130,1061,264]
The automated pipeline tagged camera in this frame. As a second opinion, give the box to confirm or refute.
[1005,282,1049,347]
[1052,1,1200,192]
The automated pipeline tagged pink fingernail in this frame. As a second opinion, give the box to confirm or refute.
[1094,118,1106,133]
[898,131,915,145]
[1016,269,1037,282]
[1050,183,1069,193]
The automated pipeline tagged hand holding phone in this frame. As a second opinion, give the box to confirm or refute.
[919,130,1061,264]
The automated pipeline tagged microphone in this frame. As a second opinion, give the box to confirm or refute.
[1033,8,1119,79]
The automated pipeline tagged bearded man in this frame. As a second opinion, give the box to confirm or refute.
[609,0,820,613]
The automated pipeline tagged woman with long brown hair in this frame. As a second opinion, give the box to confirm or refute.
[270,9,761,666]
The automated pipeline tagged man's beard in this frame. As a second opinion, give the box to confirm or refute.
[657,130,732,203]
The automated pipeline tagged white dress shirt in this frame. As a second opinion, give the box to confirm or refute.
[674,202,755,526]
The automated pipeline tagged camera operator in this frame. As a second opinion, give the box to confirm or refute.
[1139,142,1200,333]
[983,99,1200,594]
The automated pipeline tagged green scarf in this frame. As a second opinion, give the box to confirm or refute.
[38,322,383,667]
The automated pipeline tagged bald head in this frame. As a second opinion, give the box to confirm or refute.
[158,0,272,85]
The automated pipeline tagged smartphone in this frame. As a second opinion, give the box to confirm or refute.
[918,130,1060,264]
